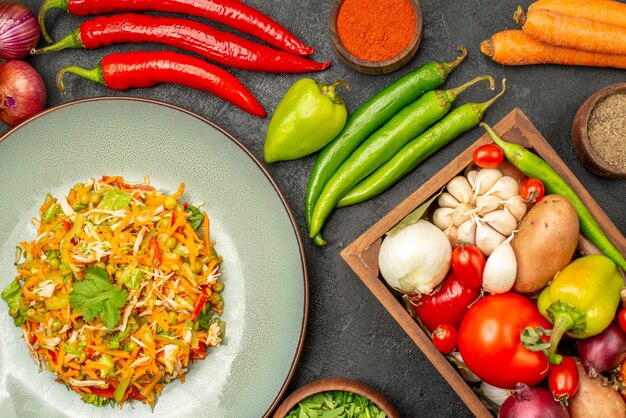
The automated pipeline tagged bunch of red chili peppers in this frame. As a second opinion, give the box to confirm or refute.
[35,0,331,117]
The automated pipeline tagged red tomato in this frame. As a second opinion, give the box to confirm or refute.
[520,178,545,203]
[472,144,504,168]
[549,356,579,401]
[458,293,552,389]
[409,270,481,333]
[619,309,626,334]
[432,324,458,354]
[451,245,485,289]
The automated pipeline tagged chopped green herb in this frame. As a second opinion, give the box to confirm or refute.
[187,205,204,230]
[285,391,386,418]
[69,267,127,329]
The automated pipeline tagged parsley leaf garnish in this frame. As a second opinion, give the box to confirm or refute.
[69,267,128,329]
[187,205,204,230]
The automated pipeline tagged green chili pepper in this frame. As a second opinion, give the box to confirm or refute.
[308,74,493,242]
[481,123,626,271]
[264,78,349,163]
[537,255,623,364]
[114,373,133,403]
[336,81,506,209]
[305,47,467,245]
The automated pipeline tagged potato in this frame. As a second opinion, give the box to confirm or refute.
[569,359,626,418]
[511,194,579,293]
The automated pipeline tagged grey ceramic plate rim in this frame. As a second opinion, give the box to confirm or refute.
[0,96,309,418]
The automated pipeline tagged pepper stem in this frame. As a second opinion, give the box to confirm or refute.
[471,79,507,120]
[56,65,104,94]
[441,46,468,76]
[31,29,83,55]
[319,80,349,105]
[545,301,587,364]
[480,121,526,165]
[449,75,495,98]
[38,0,70,43]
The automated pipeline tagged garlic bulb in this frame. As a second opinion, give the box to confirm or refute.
[432,168,527,255]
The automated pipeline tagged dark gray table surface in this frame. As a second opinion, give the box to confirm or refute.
[6,0,626,416]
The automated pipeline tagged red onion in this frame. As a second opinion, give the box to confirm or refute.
[498,384,569,418]
[578,320,626,378]
[0,2,40,60]
[0,60,46,126]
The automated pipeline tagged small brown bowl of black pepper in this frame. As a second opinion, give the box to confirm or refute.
[572,83,626,179]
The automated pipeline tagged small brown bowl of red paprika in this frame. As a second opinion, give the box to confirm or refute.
[329,0,422,75]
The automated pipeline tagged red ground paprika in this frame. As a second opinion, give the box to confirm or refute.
[336,0,416,62]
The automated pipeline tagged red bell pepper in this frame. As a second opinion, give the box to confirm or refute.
[408,270,481,333]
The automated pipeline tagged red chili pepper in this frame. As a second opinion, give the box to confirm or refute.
[62,220,73,231]
[127,387,146,401]
[88,385,117,399]
[191,285,208,321]
[113,178,155,192]
[38,0,314,56]
[56,50,266,117]
[85,347,94,360]
[191,342,206,359]
[150,237,162,268]
[29,335,38,345]
[33,14,329,74]
[49,349,58,365]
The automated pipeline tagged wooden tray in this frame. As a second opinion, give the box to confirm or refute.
[340,108,626,417]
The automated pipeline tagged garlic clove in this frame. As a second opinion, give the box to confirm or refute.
[466,170,478,190]
[433,207,455,230]
[457,218,477,245]
[447,176,473,204]
[475,194,501,215]
[482,240,517,294]
[475,222,506,256]
[452,203,474,227]
[446,225,459,248]
[505,195,528,222]
[438,192,461,209]
[474,168,503,196]
[485,176,519,200]
[483,209,518,237]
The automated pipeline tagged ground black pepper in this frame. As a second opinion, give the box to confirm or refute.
[587,92,626,170]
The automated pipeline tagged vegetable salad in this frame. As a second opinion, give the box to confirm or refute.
[1,176,225,408]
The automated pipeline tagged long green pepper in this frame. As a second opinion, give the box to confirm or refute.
[337,80,506,208]
[308,75,494,241]
[482,123,626,270]
[305,47,467,245]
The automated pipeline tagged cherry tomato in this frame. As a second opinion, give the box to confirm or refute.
[458,293,552,389]
[619,309,626,334]
[520,178,545,203]
[432,324,458,354]
[472,144,504,168]
[549,356,579,401]
[451,244,485,289]
[409,270,481,333]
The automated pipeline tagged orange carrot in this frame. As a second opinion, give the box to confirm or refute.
[529,0,626,29]
[481,30,626,69]
[515,7,626,55]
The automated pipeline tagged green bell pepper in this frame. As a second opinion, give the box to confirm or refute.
[538,254,624,364]
[264,78,348,163]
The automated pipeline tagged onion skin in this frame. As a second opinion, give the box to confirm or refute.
[578,320,626,378]
[498,383,569,418]
[0,60,46,126]
[0,2,40,60]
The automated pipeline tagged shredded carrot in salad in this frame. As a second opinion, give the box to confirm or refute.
[0,176,225,409]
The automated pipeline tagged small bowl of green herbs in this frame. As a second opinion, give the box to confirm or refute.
[273,377,399,418]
